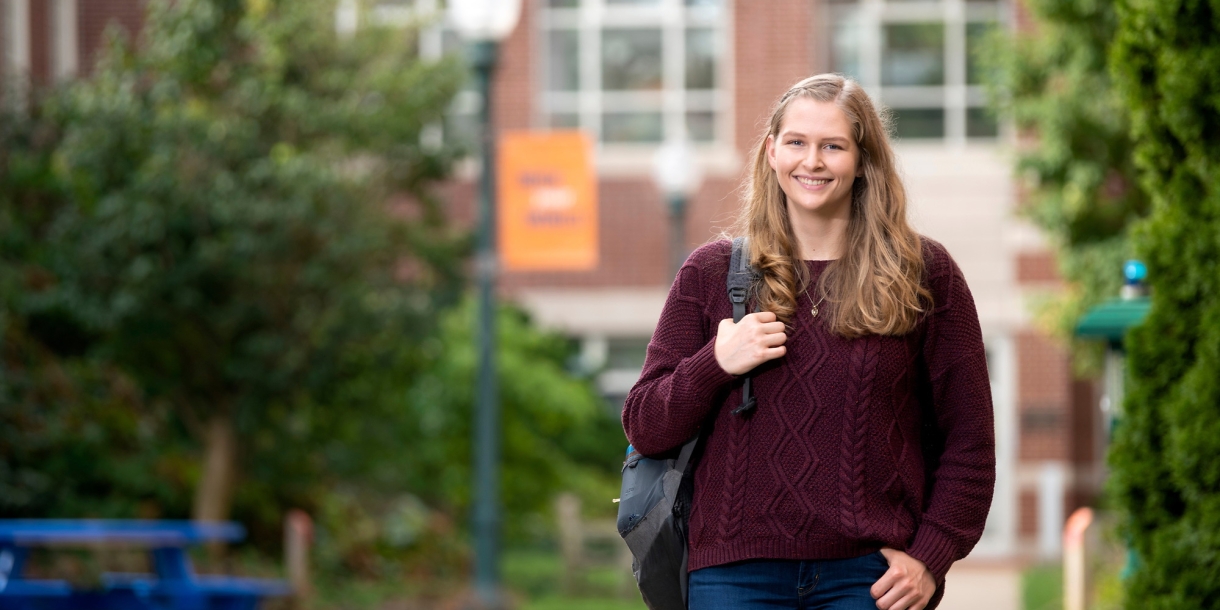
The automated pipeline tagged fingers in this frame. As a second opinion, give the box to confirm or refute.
[714,313,789,375]
[748,311,778,323]
[876,591,927,610]
[870,567,897,601]
[874,580,918,610]
[871,549,934,610]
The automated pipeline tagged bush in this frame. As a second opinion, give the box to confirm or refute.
[1108,1,1220,607]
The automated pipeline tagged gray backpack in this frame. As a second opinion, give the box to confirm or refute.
[617,237,757,609]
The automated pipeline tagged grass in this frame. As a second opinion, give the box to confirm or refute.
[503,549,646,610]
[1022,563,1063,610]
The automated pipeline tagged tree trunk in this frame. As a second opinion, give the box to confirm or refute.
[193,412,237,524]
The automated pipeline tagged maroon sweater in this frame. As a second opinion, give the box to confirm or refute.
[622,238,995,586]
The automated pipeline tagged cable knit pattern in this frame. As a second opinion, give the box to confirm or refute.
[838,336,880,538]
[622,238,995,608]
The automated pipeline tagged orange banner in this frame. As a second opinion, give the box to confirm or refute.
[498,131,598,272]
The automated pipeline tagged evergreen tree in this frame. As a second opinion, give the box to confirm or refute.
[1109,0,1220,606]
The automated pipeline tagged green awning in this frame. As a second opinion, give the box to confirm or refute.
[1075,297,1151,345]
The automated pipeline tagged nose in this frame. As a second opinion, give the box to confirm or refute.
[803,146,824,170]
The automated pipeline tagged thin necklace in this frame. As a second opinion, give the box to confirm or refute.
[807,286,827,318]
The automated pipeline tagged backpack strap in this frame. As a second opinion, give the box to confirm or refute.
[674,435,698,473]
[728,237,758,416]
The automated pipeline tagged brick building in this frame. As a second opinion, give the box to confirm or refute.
[1,0,1104,562]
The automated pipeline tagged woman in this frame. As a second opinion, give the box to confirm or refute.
[621,74,995,610]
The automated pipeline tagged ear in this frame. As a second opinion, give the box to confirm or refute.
[765,135,778,172]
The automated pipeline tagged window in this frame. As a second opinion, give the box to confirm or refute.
[825,0,1003,142]
[539,0,728,144]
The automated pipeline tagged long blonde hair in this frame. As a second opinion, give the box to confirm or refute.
[735,73,929,337]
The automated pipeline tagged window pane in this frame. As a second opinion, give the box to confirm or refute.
[548,30,579,91]
[548,113,581,129]
[603,112,663,142]
[967,106,998,137]
[891,108,944,139]
[602,29,663,90]
[831,15,863,81]
[685,0,722,6]
[686,111,715,142]
[607,338,649,369]
[883,23,945,86]
[548,0,580,6]
[685,28,718,90]
[966,21,997,85]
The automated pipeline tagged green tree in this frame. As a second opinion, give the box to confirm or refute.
[1108,1,1220,606]
[2,1,629,572]
[1,0,467,524]
[983,0,1150,365]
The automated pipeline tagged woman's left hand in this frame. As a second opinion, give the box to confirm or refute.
[870,547,936,610]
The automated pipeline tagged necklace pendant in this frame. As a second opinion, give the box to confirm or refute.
[811,304,819,318]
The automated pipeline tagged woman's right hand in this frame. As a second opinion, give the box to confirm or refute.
[714,311,788,375]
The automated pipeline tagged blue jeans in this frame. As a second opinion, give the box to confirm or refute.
[688,552,890,610]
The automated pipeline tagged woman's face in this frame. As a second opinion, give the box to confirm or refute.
[765,97,862,219]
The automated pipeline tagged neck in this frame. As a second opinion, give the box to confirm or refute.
[788,205,850,261]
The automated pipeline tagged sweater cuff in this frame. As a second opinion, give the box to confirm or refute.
[907,523,958,582]
[681,339,737,403]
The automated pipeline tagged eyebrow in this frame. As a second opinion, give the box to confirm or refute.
[780,131,851,144]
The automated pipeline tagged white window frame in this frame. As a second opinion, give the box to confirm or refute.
[50,0,79,81]
[975,332,1016,556]
[823,0,1006,145]
[3,0,32,80]
[537,0,730,148]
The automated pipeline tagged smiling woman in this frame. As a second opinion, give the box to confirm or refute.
[764,98,862,248]
[622,74,996,610]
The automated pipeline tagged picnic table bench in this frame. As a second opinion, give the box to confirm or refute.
[0,520,291,610]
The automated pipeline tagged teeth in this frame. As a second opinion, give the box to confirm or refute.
[797,178,830,186]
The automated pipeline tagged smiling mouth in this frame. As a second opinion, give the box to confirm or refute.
[796,177,831,186]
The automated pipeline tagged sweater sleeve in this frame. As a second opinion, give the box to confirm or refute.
[621,244,737,456]
[905,242,997,582]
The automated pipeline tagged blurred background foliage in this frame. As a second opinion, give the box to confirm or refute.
[0,0,628,597]
[981,0,1150,374]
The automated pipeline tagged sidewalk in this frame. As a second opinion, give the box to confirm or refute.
[938,561,1023,610]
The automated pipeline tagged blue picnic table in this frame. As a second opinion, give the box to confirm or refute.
[0,520,291,610]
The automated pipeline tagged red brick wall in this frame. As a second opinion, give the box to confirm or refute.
[79,0,146,75]
[1016,251,1060,284]
[733,0,816,155]
[1017,330,1071,462]
[492,0,533,132]
[29,0,50,86]
[1019,489,1037,537]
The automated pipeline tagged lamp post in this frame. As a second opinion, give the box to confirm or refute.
[447,1,521,607]
[652,137,703,278]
